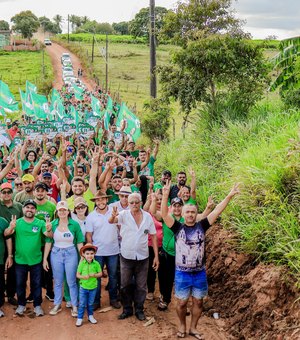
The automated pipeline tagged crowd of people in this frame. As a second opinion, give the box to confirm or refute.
[0,84,239,338]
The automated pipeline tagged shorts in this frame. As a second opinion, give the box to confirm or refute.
[175,269,208,300]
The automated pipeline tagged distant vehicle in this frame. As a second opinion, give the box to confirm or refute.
[63,75,77,86]
[44,38,52,46]
[61,53,71,63]
[62,70,74,79]
[62,66,73,73]
[62,59,72,67]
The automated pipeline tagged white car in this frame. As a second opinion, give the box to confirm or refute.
[62,59,72,67]
[44,38,52,46]
[62,70,74,79]
[61,53,71,63]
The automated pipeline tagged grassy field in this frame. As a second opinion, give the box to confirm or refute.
[0,50,53,101]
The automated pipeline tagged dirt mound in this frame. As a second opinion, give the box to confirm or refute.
[204,224,300,340]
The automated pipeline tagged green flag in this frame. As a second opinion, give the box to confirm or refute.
[117,103,141,142]
[30,91,49,120]
[91,95,102,116]
[106,95,113,112]
[50,89,65,120]
[0,80,18,111]
[72,83,84,100]
[26,80,37,94]
[20,89,35,116]
[70,105,81,128]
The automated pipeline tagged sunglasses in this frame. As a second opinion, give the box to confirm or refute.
[129,201,141,205]
[15,183,23,186]
[75,205,87,210]
[1,190,12,194]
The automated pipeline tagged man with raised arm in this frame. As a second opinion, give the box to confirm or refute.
[161,181,240,339]
[109,193,159,321]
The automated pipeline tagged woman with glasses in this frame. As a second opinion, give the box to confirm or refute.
[71,197,88,241]
[43,201,84,318]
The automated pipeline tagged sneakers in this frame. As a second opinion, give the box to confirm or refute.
[76,318,83,327]
[15,305,26,316]
[66,301,72,308]
[45,292,54,302]
[0,309,4,317]
[49,304,62,315]
[71,306,78,317]
[110,300,121,309]
[158,300,168,311]
[88,315,97,324]
[26,294,33,303]
[34,305,44,317]
[146,293,154,301]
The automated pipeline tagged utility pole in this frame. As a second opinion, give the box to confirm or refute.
[67,14,70,43]
[42,48,45,78]
[105,33,108,92]
[150,0,157,98]
[91,34,95,63]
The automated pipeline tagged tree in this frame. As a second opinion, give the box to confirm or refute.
[159,33,268,124]
[39,16,61,34]
[76,20,113,34]
[142,98,171,140]
[112,22,129,35]
[129,6,169,40]
[161,0,247,46]
[11,10,40,39]
[0,20,9,31]
[69,14,82,32]
[53,14,63,30]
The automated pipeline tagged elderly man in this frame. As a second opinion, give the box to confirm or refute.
[162,181,239,339]
[109,192,159,321]
[5,199,53,317]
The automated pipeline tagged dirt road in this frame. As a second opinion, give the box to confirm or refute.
[45,42,96,91]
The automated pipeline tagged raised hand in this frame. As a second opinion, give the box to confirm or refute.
[9,215,17,231]
[162,179,171,195]
[112,206,119,219]
[45,216,52,233]
[206,196,215,210]
[228,183,240,198]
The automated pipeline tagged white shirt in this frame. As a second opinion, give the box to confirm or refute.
[71,212,87,239]
[109,201,130,212]
[53,229,74,248]
[118,209,156,260]
[86,206,119,256]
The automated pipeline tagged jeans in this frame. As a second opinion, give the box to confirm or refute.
[78,286,97,319]
[50,246,79,307]
[159,250,175,304]
[120,255,148,314]
[0,265,4,307]
[15,262,42,307]
[94,254,119,304]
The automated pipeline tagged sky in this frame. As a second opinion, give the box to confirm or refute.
[0,0,299,40]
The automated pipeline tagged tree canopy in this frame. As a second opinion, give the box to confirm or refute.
[11,10,40,39]
[0,20,9,31]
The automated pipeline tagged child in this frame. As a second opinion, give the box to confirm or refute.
[76,243,102,327]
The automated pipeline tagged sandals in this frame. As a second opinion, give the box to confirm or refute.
[176,331,186,338]
[189,332,205,340]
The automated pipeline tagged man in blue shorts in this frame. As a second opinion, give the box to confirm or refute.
[162,181,239,339]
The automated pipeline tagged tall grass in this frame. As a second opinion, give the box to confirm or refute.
[156,101,300,283]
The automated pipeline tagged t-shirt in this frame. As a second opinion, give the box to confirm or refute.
[170,218,211,272]
[184,198,197,205]
[0,201,23,222]
[107,189,119,204]
[162,216,184,256]
[77,259,102,290]
[14,191,35,205]
[15,217,46,265]
[138,156,156,177]
[67,189,94,213]
[148,215,163,248]
[35,201,57,221]
[86,207,119,256]
[0,217,9,265]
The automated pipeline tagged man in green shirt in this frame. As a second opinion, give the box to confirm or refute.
[0,182,23,306]
[5,199,53,317]
[0,216,13,317]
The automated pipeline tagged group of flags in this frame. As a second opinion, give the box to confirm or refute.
[0,80,141,141]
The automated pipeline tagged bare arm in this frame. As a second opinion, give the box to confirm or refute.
[43,242,52,271]
[85,232,93,244]
[189,168,197,200]
[150,233,159,271]
[161,181,175,228]
[207,184,240,225]
[0,154,15,181]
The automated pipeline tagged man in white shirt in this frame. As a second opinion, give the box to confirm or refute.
[109,193,159,321]
[86,191,121,310]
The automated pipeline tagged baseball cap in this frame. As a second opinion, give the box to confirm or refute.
[0,183,13,191]
[42,172,52,178]
[6,118,11,123]
[35,182,49,191]
[22,174,35,183]
[23,199,37,208]
[74,197,88,208]
[171,197,184,206]
[56,201,69,210]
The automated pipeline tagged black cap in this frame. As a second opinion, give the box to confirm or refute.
[35,182,49,192]
[171,197,184,206]
[23,199,37,208]
[162,170,172,177]
[42,172,52,178]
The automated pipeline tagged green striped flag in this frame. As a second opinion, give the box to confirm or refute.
[26,80,37,94]
[73,83,84,100]
[50,89,65,120]
[106,95,113,112]
[19,89,34,116]
[117,103,141,142]
[0,80,19,112]
[70,105,81,128]
[30,92,49,119]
